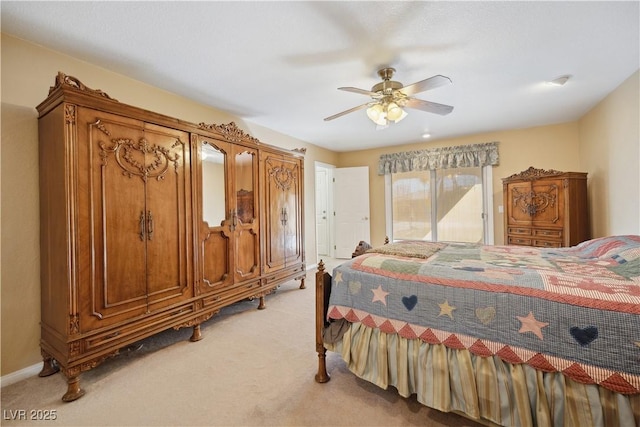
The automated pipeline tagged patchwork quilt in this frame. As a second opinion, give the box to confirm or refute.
[327,235,640,394]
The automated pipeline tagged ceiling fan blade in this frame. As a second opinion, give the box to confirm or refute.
[400,75,452,96]
[338,87,381,97]
[324,103,371,121]
[405,98,454,115]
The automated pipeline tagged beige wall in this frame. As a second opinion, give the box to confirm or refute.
[1,32,638,378]
[579,70,640,237]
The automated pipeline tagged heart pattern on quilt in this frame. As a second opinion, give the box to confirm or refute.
[570,326,599,346]
[402,295,418,311]
[348,281,362,295]
[475,306,496,325]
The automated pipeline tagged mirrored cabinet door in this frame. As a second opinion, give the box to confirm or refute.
[233,146,260,281]
[198,137,232,294]
[201,143,227,227]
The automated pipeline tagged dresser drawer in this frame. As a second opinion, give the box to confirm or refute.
[82,303,196,354]
[508,227,532,236]
[533,239,563,248]
[533,229,562,239]
[508,236,532,246]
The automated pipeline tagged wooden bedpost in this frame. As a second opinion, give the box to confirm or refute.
[315,260,330,383]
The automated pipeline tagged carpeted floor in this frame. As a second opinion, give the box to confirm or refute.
[1,260,482,426]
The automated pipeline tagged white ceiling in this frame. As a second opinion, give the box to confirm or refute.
[2,1,638,152]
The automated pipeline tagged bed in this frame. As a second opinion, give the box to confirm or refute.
[314,235,640,427]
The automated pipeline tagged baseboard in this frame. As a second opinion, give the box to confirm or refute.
[1,362,42,388]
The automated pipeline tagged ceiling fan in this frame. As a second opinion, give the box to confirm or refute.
[324,67,454,129]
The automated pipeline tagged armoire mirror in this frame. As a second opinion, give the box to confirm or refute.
[235,150,255,224]
[201,143,226,226]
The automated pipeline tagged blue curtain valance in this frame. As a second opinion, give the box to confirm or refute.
[378,141,499,175]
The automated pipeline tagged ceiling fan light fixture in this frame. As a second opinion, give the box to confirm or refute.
[366,103,384,121]
[391,108,408,123]
[386,102,403,121]
[373,113,388,127]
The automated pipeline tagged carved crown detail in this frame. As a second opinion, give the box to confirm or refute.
[198,122,261,144]
[50,72,117,101]
[504,166,564,181]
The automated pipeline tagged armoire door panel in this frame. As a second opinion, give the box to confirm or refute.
[264,157,286,271]
[200,227,233,293]
[233,146,260,281]
[262,154,303,273]
[530,180,563,226]
[235,226,259,280]
[143,124,192,307]
[506,182,535,226]
[81,109,150,330]
[284,188,302,265]
[197,136,233,294]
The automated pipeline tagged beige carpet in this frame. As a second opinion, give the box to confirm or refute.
[1,261,482,427]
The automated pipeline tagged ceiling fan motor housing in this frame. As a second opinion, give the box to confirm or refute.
[372,67,404,95]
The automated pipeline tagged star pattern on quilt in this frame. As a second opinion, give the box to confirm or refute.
[334,271,343,284]
[371,285,389,305]
[517,311,549,340]
[438,300,456,319]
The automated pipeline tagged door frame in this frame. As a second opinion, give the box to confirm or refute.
[314,161,335,259]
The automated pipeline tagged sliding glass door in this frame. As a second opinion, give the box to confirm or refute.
[389,166,487,243]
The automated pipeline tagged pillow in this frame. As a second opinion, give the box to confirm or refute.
[366,240,447,259]
[567,235,640,261]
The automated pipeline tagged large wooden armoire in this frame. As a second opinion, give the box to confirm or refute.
[502,167,589,248]
[36,73,305,401]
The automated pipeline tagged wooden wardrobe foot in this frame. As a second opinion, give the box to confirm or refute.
[38,356,59,377]
[61,376,85,402]
[190,324,203,342]
[257,296,266,310]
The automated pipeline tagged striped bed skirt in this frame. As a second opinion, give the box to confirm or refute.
[325,322,640,427]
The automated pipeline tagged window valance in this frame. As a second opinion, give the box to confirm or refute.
[378,141,499,175]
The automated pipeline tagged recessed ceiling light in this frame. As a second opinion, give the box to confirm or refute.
[547,75,571,86]
[422,133,431,139]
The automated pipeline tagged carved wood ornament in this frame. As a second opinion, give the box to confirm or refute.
[267,160,297,192]
[511,185,557,217]
[50,71,117,101]
[99,136,182,182]
[198,121,261,144]
[504,166,564,181]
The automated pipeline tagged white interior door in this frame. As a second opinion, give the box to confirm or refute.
[315,167,330,256]
[334,166,370,258]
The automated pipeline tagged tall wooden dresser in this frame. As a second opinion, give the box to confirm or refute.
[502,167,589,248]
[36,73,305,401]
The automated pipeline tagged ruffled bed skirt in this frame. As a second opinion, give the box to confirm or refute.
[325,322,640,427]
